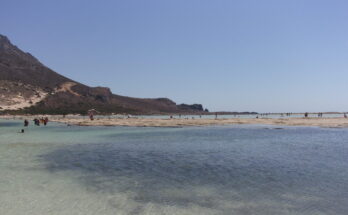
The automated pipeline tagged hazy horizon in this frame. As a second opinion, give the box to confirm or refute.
[1,0,348,113]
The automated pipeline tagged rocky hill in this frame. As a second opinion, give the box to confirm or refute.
[0,34,206,115]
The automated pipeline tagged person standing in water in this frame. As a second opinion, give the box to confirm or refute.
[44,117,48,126]
[24,119,29,127]
[33,118,40,126]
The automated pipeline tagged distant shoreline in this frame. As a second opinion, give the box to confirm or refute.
[2,115,348,128]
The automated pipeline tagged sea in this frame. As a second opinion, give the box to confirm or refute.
[0,119,347,215]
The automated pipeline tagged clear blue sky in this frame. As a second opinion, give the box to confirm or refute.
[1,0,348,112]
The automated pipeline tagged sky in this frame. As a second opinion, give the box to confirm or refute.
[1,0,348,112]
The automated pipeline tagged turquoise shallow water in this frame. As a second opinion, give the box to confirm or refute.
[0,119,348,215]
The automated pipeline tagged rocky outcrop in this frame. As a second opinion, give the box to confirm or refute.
[177,104,204,112]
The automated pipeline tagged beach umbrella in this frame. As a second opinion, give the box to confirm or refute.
[88,109,98,114]
[87,109,99,117]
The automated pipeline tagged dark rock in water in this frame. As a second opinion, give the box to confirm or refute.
[0,34,205,115]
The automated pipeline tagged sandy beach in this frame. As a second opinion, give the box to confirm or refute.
[53,117,348,128]
[2,115,347,128]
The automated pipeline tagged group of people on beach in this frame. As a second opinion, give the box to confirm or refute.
[280,113,293,117]
[169,114,203,120]
[305,112,347,118]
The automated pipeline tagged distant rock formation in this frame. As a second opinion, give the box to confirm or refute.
[0,34,206,115]
[177,104,204,111]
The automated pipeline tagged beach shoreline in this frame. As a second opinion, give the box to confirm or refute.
[52,117,348,128]
[1,115,348,128]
